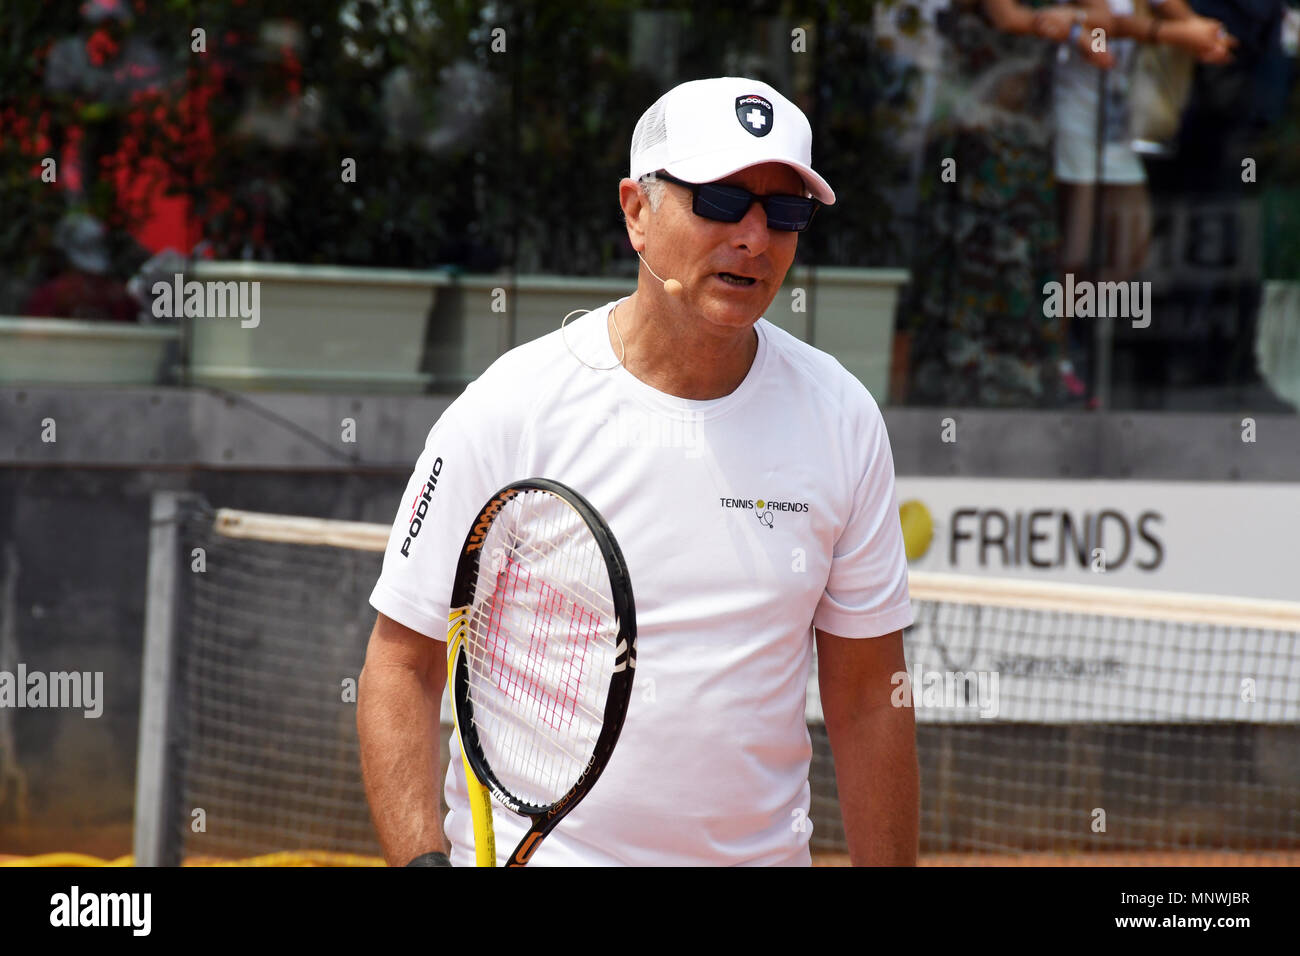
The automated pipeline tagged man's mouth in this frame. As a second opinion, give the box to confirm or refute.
[715,272,757,287]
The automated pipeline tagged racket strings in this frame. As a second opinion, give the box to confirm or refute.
[468,513,610,799]
[474,527,610,728]
[463,489,619,808]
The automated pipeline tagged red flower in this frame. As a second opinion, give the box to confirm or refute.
[85,28,119,67]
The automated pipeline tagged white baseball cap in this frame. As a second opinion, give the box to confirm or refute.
[629,77,835,205]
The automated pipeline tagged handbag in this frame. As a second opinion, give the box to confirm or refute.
[1127,0,1195,146]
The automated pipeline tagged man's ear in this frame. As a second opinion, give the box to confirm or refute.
[618,177,649,253]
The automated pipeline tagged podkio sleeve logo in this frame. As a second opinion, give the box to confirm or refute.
[401,457,443,557]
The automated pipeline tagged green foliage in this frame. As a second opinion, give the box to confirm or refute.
[3,0,910,279]
[0,0,195,304]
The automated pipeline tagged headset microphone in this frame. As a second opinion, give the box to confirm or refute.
[637,251,682,297]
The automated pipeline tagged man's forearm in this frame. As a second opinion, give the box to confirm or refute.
[825,702,920,866]
[357,661,446,866]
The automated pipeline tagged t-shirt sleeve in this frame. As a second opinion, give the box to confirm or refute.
[369,389,510,640]
[812,395,914,638]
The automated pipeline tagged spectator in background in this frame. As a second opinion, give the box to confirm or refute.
[22,214,137,322]
[1053,0,1237,401]
[903,0,1113,407]
[1172,0,1293,181]
[1138,0,1296,410]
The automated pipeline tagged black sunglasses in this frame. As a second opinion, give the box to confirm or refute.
[651,170,820,233]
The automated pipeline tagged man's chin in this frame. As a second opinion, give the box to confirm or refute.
[698,304,763,332]
[699,285,776,326]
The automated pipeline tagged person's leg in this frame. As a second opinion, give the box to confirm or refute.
[1056,180,1095,278]
[1100,183,1151,283]
[1056,180,1097,401]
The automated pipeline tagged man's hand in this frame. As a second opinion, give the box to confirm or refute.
[405,851,452,866]
[357,612,449,867]
[815,628,919,866]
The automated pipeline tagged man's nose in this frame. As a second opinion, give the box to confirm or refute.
[730,199,770,255]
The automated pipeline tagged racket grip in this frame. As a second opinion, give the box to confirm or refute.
[462,749,497,867]
[405,851,451,867]
[448,607,497,867]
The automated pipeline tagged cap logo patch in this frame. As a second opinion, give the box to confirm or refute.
[735,94,773,137]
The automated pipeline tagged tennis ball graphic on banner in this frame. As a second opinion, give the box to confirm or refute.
[899,499,933,560]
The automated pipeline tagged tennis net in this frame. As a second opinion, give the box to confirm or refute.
[135,495,1300,865]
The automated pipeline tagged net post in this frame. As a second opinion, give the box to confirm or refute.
[133,489,195,867]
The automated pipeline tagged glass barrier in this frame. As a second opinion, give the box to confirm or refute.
[1,1,1295,411]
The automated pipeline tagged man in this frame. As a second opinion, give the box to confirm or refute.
[358,77,918,866]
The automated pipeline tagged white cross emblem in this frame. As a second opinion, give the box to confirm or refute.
[745,108,767,130]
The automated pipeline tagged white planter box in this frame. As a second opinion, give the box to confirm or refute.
[1258,281,1300,409]
[431,276,632,381]
[0,316,178,385]
[188,262,441,392]
[768,266,911,401]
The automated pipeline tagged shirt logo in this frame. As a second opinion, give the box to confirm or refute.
[401,457,443,557]
[719,496,810,529]
[734,95,773,138]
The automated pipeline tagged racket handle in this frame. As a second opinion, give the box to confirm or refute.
[462,749,497,867]
[448,608,497,867]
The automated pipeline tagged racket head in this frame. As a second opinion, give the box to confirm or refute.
[448,478,636,819]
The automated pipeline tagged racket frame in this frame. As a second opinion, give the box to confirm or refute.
[445,478,636,867]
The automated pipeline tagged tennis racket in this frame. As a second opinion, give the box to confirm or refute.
[445,478,636,866]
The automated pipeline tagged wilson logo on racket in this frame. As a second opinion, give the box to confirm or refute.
[464,488,521,552]
[486,780,518,812]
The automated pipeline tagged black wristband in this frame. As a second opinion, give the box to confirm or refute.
[405,851,452,867]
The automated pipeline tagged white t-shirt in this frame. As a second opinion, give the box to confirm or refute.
[369,298,914,866]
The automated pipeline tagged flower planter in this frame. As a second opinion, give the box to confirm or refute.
[0,316,178,385]
[187,262,442,393]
